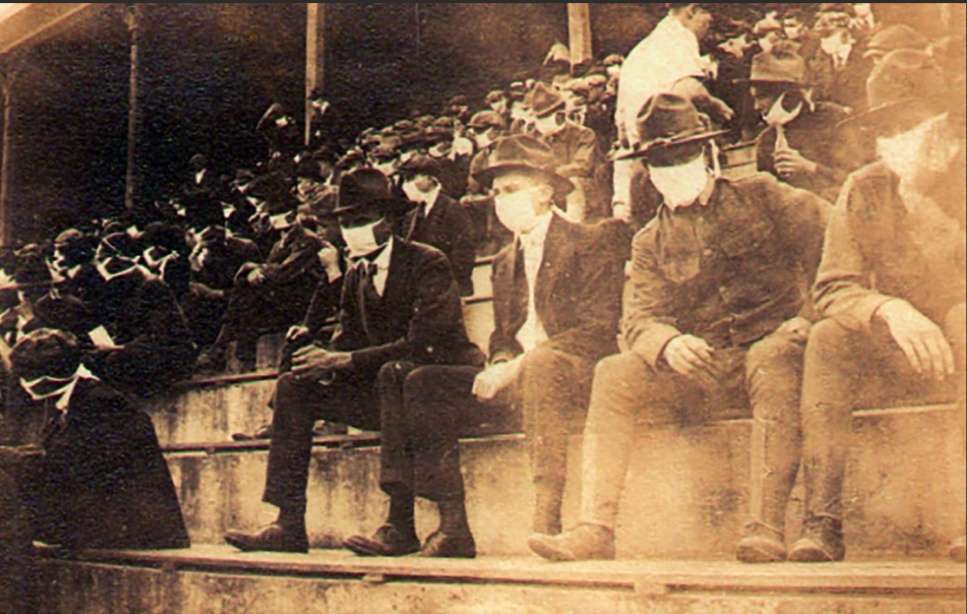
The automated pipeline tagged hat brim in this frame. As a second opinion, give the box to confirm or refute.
[732,77,803,87]
[614,129,731,161]
[474,162,575,197]
[836,97,945,130]
[533,98,567,119]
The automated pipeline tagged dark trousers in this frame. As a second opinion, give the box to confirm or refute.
[376,346,593,504]
[376,363,517,502]
[581,330,805,530]
[801,304,966,523]
[262,369,381,510]
[221,277,317,361]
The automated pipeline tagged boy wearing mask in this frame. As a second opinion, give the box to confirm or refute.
[528,94,829,563]
[223,168,482,554]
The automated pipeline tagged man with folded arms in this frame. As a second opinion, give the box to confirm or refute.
[529,94,828,562]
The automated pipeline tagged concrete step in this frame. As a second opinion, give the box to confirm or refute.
[21,545,967,614]
[163,404,966,560]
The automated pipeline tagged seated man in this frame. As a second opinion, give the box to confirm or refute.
[399,154,477,296]
[343,136,625,559]
[795,50,966,563]
[10,328,190,550]
[528,94,828,562]
[223,168,483,553]
[529,83,603,221]
[744,43,855,202]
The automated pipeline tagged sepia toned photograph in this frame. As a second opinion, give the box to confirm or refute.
[0,2,964,612]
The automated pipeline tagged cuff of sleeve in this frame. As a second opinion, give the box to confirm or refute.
[630,324,682,369]
[843,293,897,333]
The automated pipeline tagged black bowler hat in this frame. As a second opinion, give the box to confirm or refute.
[333,168,393,217]
[398,154,443,181]
[615,94,729,162]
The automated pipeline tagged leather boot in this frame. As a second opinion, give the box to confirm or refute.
[735,520,786,563]
[789,516,845,562]
[224,523,308,553]
[527,523,615,562]
[344,524,420,557]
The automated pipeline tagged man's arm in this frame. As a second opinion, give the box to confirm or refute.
[623,224,683,368]
[811,173,894,331]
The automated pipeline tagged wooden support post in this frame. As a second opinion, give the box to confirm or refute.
[0,62,18,247]
[567,3,593,70]
[305,3,326,146]
[124,4,142,211]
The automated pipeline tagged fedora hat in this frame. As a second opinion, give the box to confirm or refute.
[528,82,567,118]
[839,49,947,130]
[467,110,507,131]
[735,45,806,86]
[616,93,729,162]
[398,154,443,181]
[333,168,393,217]
[473,135,574,196]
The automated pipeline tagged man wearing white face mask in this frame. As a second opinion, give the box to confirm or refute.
[742,44,853,201]
[799,50,966,564]
[353,136,625,545]
[225,168,483,556]
[529,94,829,563]
[804,4,869,112]
[398,155,476,296]
[528,83,602,221]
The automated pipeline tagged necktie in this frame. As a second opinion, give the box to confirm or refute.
[359,260,380,300]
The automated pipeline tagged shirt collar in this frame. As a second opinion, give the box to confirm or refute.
[422,185,442,213]
[519,209,555,250]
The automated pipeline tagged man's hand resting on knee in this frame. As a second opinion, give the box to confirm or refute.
[875,299,955,381]
[291,344,353,380]
[472,358,522,402]
[661,334,721,388]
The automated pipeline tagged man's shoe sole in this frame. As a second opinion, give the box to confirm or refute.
[224,533,308,554]
[527,535,577,562]
[736,538,787,564]
[343,535,420,557]
[788,539,840,563]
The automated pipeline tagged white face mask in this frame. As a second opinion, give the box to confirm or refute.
[649,154,711,210]
[606,65,621,79]
[784,25,802,40]
[763,93,803,127]
[452,137,474,157]
[758,36,775,54]
[494,188,544,234]
[340,219,385,258]
[474,133,493,150]
[820,30,852,57]
[535,114,562,136]
[877,129,925,183]
[373,161,396,177]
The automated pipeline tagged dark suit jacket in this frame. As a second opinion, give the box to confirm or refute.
[756,102,855,201]
[402,192,476,296]
[489,214,626,364]
[330,238,483,373]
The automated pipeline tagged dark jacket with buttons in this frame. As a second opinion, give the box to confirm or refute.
[330,238,483,372]
[623,173,829,367]
[489,214,626,364]
[402,192,477,296]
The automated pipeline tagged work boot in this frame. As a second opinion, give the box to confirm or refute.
[344,524,421,557]
[950,536,966,563]
[419,530,477,559]
[789,516,845,562]
[224,523,308,553]
[735,520,786,563]
[527,523,615,562]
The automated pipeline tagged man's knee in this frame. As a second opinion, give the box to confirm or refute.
[274,373,315,415]
[805,318,857,366]
[520,346,573,379]
[377,361,413,392]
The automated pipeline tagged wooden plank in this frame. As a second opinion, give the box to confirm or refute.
[567,4,593,68]
[32,545,966,595]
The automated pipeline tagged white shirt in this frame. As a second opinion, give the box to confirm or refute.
[358,237,394,297]
[615,14,706,144]
[418,185,442,217]
[514,212,553,353]
[195,169,207,185]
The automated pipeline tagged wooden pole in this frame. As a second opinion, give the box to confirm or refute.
[124,4,142,211]
[0,62,17,246]
[305,3,326,146]
[567,4,593,70]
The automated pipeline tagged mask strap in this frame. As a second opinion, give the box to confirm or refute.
[708,142,722,179]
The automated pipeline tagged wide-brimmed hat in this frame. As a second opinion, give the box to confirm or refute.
[735,46,806,87]
[333,168,393,217]
[528,82,567,118]
[473,135,573,196]
[838,49,947,130]
[863,24,928,59]
[615,93,729,162]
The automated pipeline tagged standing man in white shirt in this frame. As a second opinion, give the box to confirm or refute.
[612,3,734,225]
